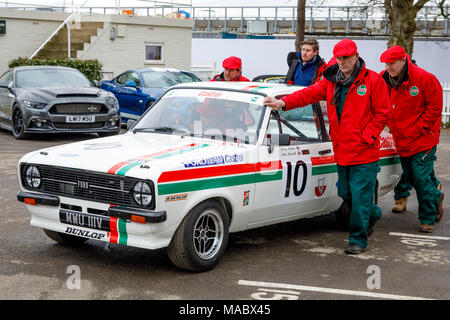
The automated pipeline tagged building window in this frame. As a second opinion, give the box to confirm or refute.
[145,43,163,64]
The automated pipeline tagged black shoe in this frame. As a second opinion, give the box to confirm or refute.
[345,243,366,254]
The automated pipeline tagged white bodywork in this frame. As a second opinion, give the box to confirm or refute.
[18,82,402,250]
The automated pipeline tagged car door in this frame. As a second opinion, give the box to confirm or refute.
[250,102,338,224]
[113,72,143,120]
[0,70,14,127]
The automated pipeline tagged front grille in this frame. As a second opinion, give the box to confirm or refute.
[53,122,106,129]
[56,93,99,98]
[20,164,155,210]
[50,103,108,115]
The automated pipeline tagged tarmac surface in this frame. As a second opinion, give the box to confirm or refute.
[0,127,449,302]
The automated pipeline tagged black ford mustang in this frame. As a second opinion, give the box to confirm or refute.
[0,66,120,139]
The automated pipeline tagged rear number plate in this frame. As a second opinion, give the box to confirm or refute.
[66,115,95,123]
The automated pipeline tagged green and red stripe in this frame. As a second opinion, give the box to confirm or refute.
[109,216,128,245]
[157,160,282,195]
[108,143,209,176]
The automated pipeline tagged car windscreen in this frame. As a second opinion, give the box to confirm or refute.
[141,71,201,88]
[133,88,266,144]
[15,69,92,88]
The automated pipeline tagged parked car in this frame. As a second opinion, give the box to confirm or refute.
[252,74,286,84]
[0,66,121,139]
[100,68,201,124]
[17,81,401,272]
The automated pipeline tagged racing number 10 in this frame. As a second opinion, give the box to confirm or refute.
[284,161,307,198]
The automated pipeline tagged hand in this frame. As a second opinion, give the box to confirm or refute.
[263,97,285,111]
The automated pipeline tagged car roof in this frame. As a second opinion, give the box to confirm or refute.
[170,81,306,97]
[12,65,78,72]
[132,67,193,73]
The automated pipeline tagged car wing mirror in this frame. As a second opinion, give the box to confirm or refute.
[0,80,11,90]
[93,80,101,88]
[125,80,137,88]
[271,133,290,146]
[267,133,290,153]
[126,119,137,131]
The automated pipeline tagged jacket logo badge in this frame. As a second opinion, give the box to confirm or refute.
[315,178,327,197]
[410,86,419,96]
[357,85,367,96]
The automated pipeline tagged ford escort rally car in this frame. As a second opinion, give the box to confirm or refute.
[17,82,402,272]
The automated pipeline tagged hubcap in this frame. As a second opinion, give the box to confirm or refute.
[193,209,224,259]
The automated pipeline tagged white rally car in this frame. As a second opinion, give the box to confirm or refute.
[17,82,401,272]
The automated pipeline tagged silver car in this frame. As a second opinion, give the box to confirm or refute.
[0,66,121,139]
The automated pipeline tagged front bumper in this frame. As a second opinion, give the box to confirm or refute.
[21,100,120,134]
[17,191,166,223]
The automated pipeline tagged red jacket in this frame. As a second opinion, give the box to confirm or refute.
[210,73,250,82]
[381,57,443,157]
[281,61,391,166]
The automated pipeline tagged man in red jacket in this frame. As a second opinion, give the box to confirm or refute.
[264,39,391,254]
[210,56,250,82]
[380,46,444,233]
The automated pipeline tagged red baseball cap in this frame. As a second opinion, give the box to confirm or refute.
[333,39,358,57]
[380,46,406,63]
[223,56,242,69]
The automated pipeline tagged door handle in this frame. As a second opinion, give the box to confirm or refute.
[318,149,331,155]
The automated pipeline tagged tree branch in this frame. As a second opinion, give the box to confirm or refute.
[413,0,430,13]
[437,0,449,18]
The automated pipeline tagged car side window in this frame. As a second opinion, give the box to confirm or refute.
[265,103,323,145]
[319,100,331,141]
[0,70,13,86]
[130,72,141,86]
[115,73,129,85]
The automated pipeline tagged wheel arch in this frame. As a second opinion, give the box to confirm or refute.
[186,196,233,226]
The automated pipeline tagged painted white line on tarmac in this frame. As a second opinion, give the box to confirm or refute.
[389,232,450,241]
[238,280,434,300]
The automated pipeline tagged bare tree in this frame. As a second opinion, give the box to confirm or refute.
[295,0,306,51]
[384,0,430,55]
[354,0,448,57]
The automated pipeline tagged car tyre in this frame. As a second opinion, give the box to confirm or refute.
[167,200,229,272]
[334,200,351,230]
[43,228,88,246]
[12,105,28,139]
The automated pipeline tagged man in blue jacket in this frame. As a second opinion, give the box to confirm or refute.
[285,38,327,86]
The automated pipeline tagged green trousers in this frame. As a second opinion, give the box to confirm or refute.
[396,146,441,225]
[394,166,439,199]
[337,161,382,249]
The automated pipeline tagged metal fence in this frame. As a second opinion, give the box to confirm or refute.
[1,4,448,36]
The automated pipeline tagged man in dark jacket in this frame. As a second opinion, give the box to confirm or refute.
[380,45,444,233]
[285,38,327,86]
[265,39,391,254]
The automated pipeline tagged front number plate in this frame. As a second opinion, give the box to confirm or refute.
[66,115,95,123]
[59,210,110,231]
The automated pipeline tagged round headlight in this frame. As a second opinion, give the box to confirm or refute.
[25,166,41,189]
[132,181,152,207]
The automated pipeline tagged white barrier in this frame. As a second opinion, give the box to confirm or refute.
[443,83,450,125]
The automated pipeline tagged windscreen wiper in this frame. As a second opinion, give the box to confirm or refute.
[132,127,177,134]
